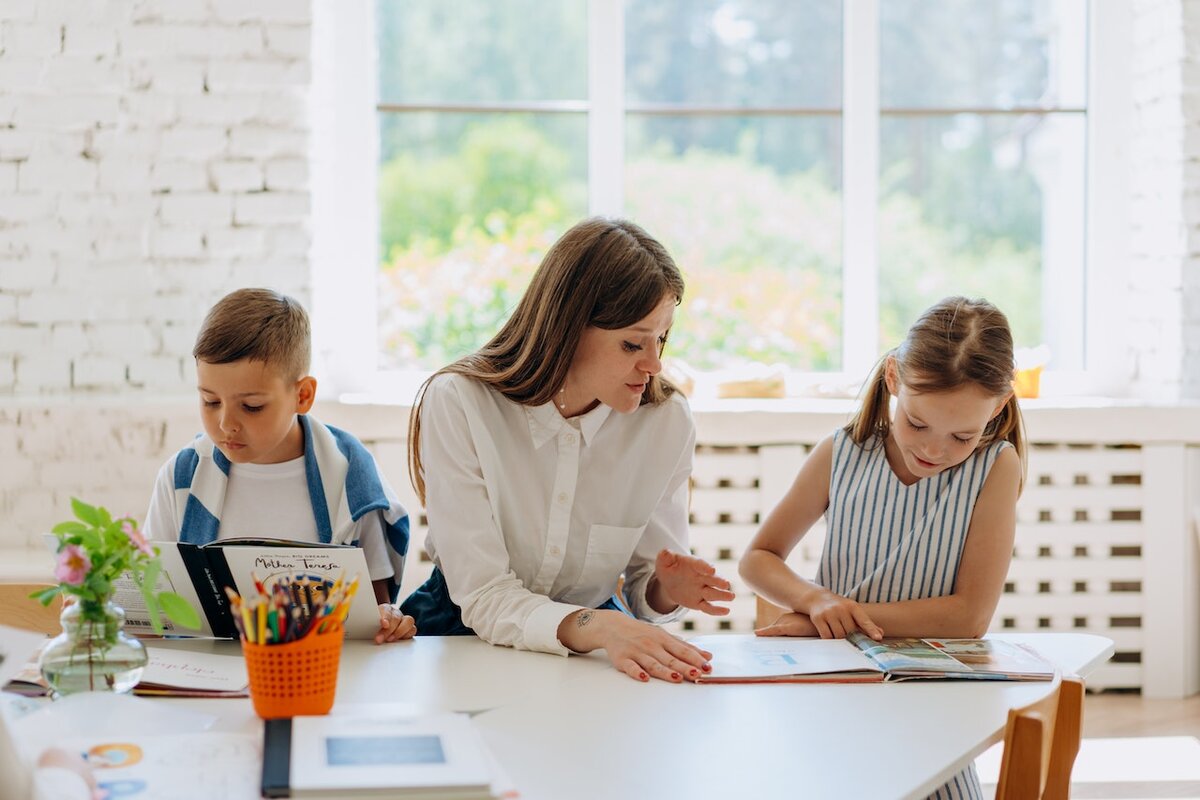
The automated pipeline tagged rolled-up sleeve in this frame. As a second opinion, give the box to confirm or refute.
[420,378,584,655]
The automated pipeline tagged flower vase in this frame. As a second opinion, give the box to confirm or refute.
[39,599,148,696]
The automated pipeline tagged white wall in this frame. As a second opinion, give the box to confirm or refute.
[0,0,313,396]
[1128,0,1200,399]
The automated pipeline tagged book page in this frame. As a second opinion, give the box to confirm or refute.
[138,647,248,694]
[215,543,379,640]
[57,732,259,800]
[111,543,215,637]
[923,639,1057,679]
[848,634,974,675]
[692,634,884,682]
[0,626,48,687]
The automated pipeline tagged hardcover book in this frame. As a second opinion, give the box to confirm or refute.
[693,633,1057,683]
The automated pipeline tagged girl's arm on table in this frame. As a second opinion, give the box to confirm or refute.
[739,434,837,612]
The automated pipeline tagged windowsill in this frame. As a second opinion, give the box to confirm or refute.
[336,362,1136,409]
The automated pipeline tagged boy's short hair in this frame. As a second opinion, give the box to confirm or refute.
[193,288,310,380]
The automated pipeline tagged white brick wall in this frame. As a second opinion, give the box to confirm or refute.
[1129,0,1200,399]
[0,0,313,396]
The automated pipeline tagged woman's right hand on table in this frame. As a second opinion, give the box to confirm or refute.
[557,609,712,683]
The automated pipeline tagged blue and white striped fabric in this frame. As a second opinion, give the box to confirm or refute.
[817,427,1010,800]
[172,414,410,601]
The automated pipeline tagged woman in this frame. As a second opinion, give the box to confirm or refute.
[401,217,734,682]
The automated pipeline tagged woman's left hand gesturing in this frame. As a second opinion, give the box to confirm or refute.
[653,549,735,616]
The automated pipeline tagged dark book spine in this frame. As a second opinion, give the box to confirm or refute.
[177,543,237,639]
[261,718,293,798]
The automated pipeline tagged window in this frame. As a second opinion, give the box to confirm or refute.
[354,1,1116,394]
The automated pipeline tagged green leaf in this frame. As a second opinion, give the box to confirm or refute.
[158,592,202,630]
[96,506,113,527]
[51,521,89,535]
[71,497,101,527]
[141,560,161,593]
[28,586,61,606]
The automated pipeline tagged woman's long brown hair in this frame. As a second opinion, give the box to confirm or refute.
[408,217,685,504]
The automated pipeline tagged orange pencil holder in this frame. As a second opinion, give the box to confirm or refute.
[242,627,345,719]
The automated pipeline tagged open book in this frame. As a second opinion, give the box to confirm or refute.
[114,538,381,640]
[3,644,249,698]
[693,633,1057,683]
[263,711,508,799]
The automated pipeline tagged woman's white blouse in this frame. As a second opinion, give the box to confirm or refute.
[419,373,694,656]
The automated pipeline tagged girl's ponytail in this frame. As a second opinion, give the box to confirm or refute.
[844,352,893,446]
[984,391,1027,493]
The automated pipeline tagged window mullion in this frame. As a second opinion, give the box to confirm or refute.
[843,0,880,375]
[589,0,624,216]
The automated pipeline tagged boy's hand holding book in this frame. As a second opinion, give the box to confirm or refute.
[376,605,416,644]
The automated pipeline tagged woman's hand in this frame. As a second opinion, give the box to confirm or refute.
[805,591,884,640]
[557,609,713,683]
[375,604,417,644]
[652,549,735,615]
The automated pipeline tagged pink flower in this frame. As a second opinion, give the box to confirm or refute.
[121,519,155,557]
[55,544,91,586]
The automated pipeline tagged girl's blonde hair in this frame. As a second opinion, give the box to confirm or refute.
[408,217,685,504]
[845,296,1027,489]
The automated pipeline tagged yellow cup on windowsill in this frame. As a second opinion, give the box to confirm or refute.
[1013,366,1042,399]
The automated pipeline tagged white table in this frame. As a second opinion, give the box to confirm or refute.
[472,633,1113,800]
[151,632,1112,800]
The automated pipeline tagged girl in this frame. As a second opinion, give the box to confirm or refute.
[739,296,1025,800]
[401,217,735,683]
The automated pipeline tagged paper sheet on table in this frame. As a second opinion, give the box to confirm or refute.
[11,692,217,759]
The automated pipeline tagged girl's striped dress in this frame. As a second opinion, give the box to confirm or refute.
[815,428,1011,800]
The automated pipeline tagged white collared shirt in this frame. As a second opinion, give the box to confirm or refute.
[419,373,695,656]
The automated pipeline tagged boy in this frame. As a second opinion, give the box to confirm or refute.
[144,288,416,643]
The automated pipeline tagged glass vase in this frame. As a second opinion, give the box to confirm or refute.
[39,599,148,696]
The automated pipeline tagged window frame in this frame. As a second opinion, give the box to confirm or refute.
[313,0,1128,399]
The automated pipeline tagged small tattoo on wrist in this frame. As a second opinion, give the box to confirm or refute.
[575,610,595,628]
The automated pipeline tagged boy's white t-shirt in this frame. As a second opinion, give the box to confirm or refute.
[145,455,393,583]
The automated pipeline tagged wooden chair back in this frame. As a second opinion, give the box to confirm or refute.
[994,673,1085,800]
[0,583,62,635]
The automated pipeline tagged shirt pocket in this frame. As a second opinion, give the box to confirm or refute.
[579,523,646,590]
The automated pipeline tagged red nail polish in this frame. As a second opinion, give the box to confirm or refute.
[639,672,648,681]
[671,672,681,680]
[701,663,712,672]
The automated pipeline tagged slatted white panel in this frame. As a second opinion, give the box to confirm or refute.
[997,443,1145,690]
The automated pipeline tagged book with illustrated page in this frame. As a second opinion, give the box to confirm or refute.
[262,711,515,799]
[692,633,1057,683]
[41,534,381,640]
